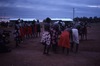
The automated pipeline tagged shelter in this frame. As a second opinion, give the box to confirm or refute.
[51,18,73,26]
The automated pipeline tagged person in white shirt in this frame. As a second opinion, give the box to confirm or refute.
[71,27,79,53]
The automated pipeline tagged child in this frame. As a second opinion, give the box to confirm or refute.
[41,26,51,55]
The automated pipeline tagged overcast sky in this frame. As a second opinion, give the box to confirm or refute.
[0,0,100,19]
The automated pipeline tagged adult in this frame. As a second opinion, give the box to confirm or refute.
[71,27,79,53]
[82,22,88,40]
[19,22,25,42]
[14,20,21,46]
[37,20,41,37]
[58,27,70,55]
[51,26,59,53]
[31,20,35,38]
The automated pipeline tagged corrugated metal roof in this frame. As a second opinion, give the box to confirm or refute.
[10,18,36,21]
[51,18,73,21]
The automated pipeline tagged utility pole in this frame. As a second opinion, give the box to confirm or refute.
[73,8,75,21]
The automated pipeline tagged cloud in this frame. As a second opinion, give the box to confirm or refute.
[87,5,100,8]
[0,0,100,18]
[0,0,99,10]
[0,0,61,11]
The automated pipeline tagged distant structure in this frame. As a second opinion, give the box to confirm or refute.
[73,8,75,20]
[51,18,73,26]
[10,18,38,21]
[0,17,10,22]
[51,18,73,22]
[20,18,36,21]
[51,18,73,24]
[10,18,43,23]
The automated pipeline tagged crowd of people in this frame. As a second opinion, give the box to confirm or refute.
[13,19,41,47]
[0,19,41,53]
[0,22,9,27]
[41,18,88,56]
[0,30,11,53]
[0,18,88,55]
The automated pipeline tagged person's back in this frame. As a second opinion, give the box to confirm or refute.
[72,28,79,44]
[41,25,51,55]
[82,25,87,40]
[72,28,79,53]
[41,31,51,45]
[59,30,70,48]
[58,30,70,55]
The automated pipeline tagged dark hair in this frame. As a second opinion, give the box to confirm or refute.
[37,20,39,23]
[44,25,50,31]
[61,26,66,31]
[45,17,51,23]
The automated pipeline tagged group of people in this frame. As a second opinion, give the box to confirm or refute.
[13,19,41,47]
[0,18,88,54]
[75,21,88,40]
[0,22,9,27]
[41,21,80,56]
[0,30,11,53]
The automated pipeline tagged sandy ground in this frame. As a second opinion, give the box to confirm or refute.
[0,23,100,66]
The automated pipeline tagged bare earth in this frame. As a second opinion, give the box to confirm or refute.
[0,23,100,66]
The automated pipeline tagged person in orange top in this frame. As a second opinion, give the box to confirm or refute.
[28,23,32,38]
[24,25,27,38]
[58,28,70,55]
[19,26,24,40]
[19,22,25,42]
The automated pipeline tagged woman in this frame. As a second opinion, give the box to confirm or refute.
[58,28,70,55]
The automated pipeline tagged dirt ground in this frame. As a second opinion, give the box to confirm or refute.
[0,23,100,66]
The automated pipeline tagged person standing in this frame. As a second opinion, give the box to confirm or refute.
[41,26,51,55]
[13,30,20,47]
[19,22,25,42]
[51,26,59,53]
[31,20,35,38]
[14,21,20,47]
[34,22,37,37]
[37,20,41,37]
[58,28,70,55]
[72,27,79,53]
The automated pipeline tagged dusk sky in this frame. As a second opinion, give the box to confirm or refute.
[0,0,100,19]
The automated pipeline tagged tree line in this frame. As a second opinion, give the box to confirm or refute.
[74,16,100,23]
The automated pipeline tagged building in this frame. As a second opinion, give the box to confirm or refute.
[51,18,73,26]
[0,17,10,22]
